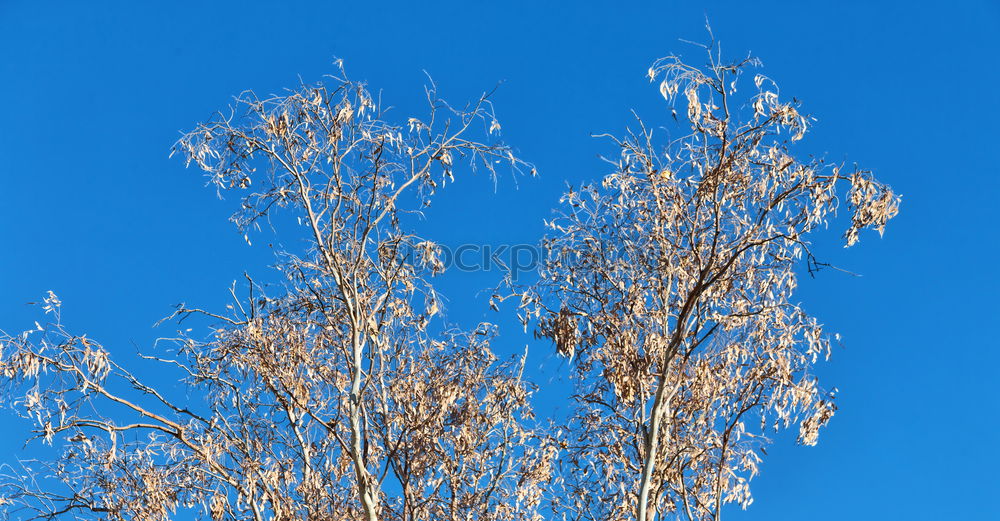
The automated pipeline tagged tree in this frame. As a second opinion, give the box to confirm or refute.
[1,48,900,521]
[522,48,898,521]
[0,66,553,521]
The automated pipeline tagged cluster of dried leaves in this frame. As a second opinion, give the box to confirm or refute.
[521,49,898,521]
[0,49,897,521]
[0,66,550,521]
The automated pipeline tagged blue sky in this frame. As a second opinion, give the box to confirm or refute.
[1,1,998,519]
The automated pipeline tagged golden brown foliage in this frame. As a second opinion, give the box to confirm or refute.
[0,66,550,521]
[521,49,899,521]
[0,49,900,521]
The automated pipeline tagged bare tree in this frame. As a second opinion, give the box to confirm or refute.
[0,66,554,521]
[520,48,899,521]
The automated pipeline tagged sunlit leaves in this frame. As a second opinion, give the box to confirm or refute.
[2,66,546,521]
[526,49,899,521]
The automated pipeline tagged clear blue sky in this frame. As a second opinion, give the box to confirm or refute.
[1,1,998,519]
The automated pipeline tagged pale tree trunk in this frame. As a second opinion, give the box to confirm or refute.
[637,376,672,521]
[349,322,380,521]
